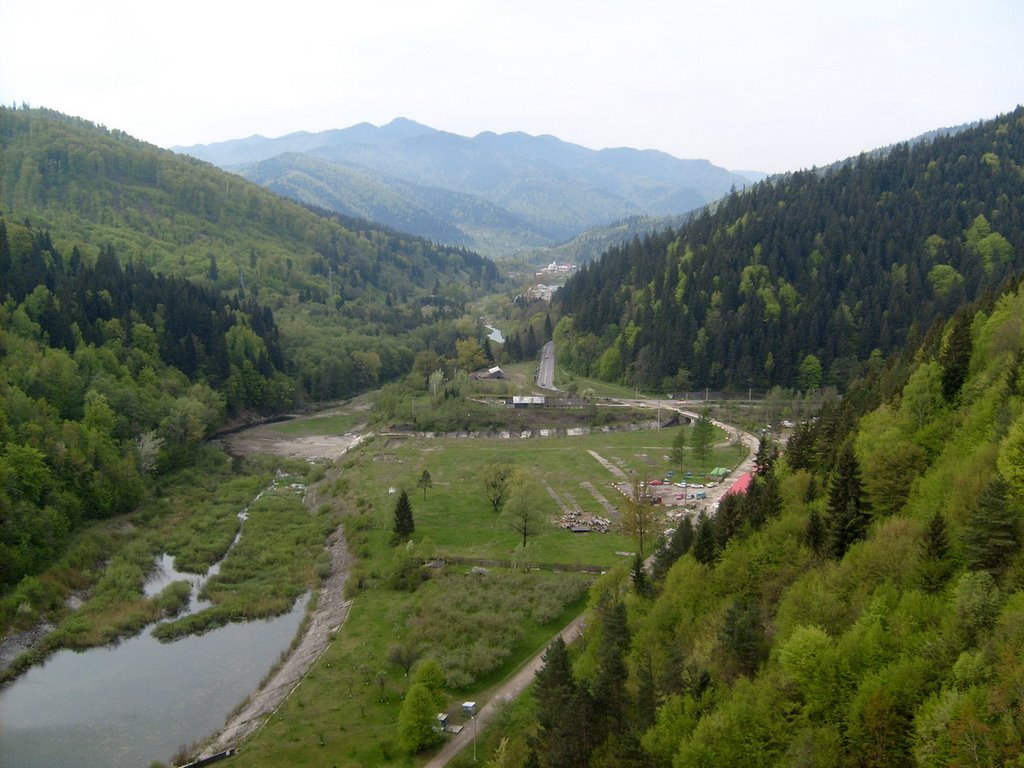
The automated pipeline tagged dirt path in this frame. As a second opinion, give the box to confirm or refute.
[423,613,588,768]
[198,428,368,757]
[200,525,354,756]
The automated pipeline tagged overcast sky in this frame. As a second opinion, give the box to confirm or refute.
[2,0,1022,174]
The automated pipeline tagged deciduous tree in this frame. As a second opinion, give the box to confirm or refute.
[503,470,543,550]
[482,461,513,512]
[417,469,433,499]
[621,475,656,557]
[398,683,443,753]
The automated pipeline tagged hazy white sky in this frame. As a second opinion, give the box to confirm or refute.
[2,0,1022,173]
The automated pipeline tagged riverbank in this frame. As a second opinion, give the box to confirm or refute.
[199,524,355,756]
[0,622,53,674]
[196,433,366,758]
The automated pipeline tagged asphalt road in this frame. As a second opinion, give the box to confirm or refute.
[536,340,556,390]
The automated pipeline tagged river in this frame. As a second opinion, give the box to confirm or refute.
[0,483,309,768]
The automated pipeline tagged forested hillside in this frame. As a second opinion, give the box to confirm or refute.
[554,107,1024,392]
[0,217,289,587]
[0,106,501,402]
[0,107,505,591]
[517,274,1024,767]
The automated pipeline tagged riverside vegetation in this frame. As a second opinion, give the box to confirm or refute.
[0,447,326,683]
[227,403,747,767]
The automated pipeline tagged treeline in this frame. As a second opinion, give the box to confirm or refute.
[510,277,1024,767]
[0,217,288,588]
[554,106,1024,392]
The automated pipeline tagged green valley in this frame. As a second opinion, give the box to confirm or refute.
[4,100,1024,768]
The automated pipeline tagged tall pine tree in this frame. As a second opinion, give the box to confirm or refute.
[392,489,415,544]
[533,637,589,767]
[961,475,1019,576]
[826,442,871,558]
[652,516,695,580]
[919,510,953,592]
[939,310,973,403]
[692,510,717,565]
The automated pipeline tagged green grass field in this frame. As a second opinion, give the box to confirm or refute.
[236,412,748,767]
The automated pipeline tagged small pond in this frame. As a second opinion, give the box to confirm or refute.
[0,482,308,767]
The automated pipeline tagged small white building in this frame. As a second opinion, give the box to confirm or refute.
[470,366,506,380]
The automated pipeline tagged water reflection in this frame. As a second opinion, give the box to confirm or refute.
[0,593,307,768]
[0,479,306,768]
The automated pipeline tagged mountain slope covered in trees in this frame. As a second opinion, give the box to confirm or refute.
[176,118,758,255]
[0,106,501,402]
[0,107,506,589]
[554,107,1024,392]
[519,272,1024,767]
[237,151,548,251]
[0,217,290,588]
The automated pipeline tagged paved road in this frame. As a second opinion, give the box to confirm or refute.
[423,614,587,768]
[536,341,556,390]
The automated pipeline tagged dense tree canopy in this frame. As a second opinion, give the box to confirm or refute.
[555,108,1024,392]
[0,106,503,404]
[519,271,1024,768]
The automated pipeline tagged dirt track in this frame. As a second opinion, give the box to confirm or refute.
[200,524,354,757]
[199,425,367,757]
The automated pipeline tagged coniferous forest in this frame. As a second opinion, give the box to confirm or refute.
[513,272,1024,768]
[554,108,1024,393]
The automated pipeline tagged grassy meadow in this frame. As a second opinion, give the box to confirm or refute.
[236,411,748,766]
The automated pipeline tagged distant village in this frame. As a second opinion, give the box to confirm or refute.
[527,261,576,301]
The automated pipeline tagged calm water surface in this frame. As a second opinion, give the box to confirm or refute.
[0,593,306,768]
[0,481,307,768]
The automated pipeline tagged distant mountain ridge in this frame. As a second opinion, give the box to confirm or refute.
[175,119,762,256]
